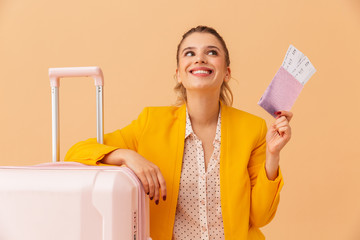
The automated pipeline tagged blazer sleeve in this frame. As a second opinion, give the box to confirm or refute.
[64,107,150,166]
[247,118,284,228]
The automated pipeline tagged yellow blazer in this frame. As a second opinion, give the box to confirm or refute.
[65,102,284,240]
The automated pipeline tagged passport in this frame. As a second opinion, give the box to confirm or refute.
[258,45,316,117]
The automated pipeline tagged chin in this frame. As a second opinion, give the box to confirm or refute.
[186,84,220,93]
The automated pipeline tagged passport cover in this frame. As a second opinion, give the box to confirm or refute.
[258,66,303,118]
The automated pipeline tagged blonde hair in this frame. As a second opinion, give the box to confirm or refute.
[174,26,233,106]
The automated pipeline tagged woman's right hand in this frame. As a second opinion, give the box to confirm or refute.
[101,149,167,205]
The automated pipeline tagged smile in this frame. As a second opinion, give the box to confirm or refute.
[192,70,212,74]
[189,67,213,76]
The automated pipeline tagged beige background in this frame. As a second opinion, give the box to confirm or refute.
[1,0,360,239]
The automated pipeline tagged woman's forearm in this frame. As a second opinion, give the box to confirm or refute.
[101,148,134,166]
[265,149,280,180]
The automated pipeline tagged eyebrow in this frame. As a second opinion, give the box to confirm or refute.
[181,45,221,53]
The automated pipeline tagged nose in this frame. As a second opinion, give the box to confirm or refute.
[195,53,207,64]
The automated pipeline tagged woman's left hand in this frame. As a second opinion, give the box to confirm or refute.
[266,111,293,156]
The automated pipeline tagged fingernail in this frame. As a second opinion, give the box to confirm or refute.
[155,200,159,205]
[275,111,281,115]
[146,192,149,195]
[163,196,166,201]
[150,197,153,200]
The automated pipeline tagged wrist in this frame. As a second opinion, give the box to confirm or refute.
[266,145,280,157]
[265,149,280,180]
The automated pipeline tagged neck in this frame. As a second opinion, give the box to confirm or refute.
[186,91,220,127]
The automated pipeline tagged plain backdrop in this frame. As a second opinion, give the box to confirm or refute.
[1,0,360,239]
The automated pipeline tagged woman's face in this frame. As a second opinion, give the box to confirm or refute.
[176,32,231,95]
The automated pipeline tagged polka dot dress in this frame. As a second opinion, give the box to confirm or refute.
[172,109,225,240]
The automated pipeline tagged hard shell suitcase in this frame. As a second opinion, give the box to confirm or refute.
[0,67,151,240]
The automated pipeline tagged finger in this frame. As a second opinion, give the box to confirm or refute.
[277,126,291,137]
[271,123,279,134]
[156,170,167,201]
[272,122,289,134]
[137,173,150,195]
[275,120,290,129]
[275,111,293,122]
[150,168,160,204]
[275,116,288,125]
[145,170,155,200]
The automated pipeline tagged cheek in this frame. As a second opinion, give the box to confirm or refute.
[176,65,187,83]
[214,60,227,76]
[213,58,227,69]
[178,60,190,75]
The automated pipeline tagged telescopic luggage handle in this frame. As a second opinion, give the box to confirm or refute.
[49,66,104,162]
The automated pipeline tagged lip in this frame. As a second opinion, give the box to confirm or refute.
[189,66,214,75]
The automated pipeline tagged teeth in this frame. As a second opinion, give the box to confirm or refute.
[192,70,210,74]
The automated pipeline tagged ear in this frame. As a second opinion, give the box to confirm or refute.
[224,67,231,83]
[176,68,181,83]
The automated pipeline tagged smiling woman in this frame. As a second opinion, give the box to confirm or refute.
[174,26,233,106]
[65,25,293,240]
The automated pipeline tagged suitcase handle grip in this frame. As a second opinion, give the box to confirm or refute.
[49,66,104,87]
[49,66,104,162]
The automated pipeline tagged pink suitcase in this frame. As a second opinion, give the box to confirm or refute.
[0,67,151,240]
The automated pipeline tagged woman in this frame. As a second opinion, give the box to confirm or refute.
[65,26,292,240]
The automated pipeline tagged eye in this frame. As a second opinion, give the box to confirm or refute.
[208,50,218,56]
[185,51,195,57]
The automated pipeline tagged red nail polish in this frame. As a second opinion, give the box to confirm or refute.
[155,200,159,205]
[275,111,281,115]
[163,196,166,201]
[150,197,153,200]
